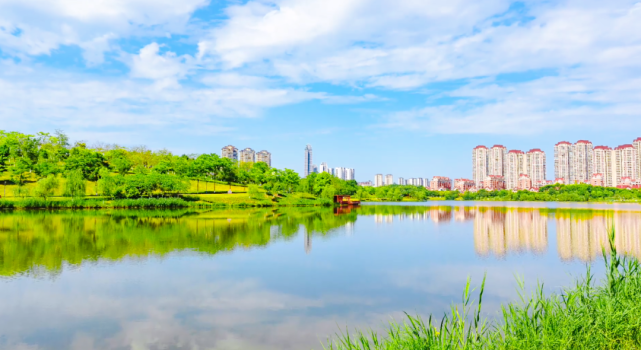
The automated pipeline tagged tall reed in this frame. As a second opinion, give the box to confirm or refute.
[324,228,641,350]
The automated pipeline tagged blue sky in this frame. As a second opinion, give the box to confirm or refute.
[1,0,641,182]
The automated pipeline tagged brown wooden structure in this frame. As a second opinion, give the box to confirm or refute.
[333,195,360,206]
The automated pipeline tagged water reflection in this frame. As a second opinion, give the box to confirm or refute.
[362,205,641,261]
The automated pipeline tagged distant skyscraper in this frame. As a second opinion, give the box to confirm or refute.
[239,147,256,163]
[554,141,572,184]
[593,146,613,187]
[256,150,272,167]
[506,150,525,190]
[398,177,405,186]
[612,144,637,186]
[221,145,238,161]
[319,162,330,174]
[385,174,393,185]
[345,168,355,181]
[473,146,489,188]
[634,138,641,178]
[572,140,593,183]
[304,145,313,177]
[375,174,384,187]
[334,167,345,180]
[489,145,507,176]
[526,149,546,186]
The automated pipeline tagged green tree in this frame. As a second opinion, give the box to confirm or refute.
[64,169,87,199]
[34,174,60,200]
[10,158,32,185]
[65,146,109,182]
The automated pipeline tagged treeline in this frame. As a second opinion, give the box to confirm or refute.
[0,130,357,201]
[356,184,455,201]
[462,184,641,202]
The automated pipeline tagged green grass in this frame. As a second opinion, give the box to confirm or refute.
[324,229,641,350]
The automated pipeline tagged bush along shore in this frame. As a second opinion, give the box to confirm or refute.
[323,230,641,350]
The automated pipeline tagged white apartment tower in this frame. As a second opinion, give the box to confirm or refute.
[319,162,330,174]
[526,149,546,186]
[385,174,394,186]
[612,144,637,186]
[398,177,405,186]
[221,145,239,161]
[304,145,313,177]
[256,150,272,166]
[593,146,613,187]
[334,167,345,180]
[489,145,507,176]
[239,148,256,163]
[572,140,593,183]
[375,174,384,187]
[634,137,641,178]
[554,141,572,184]
[345,168,355,181]
[506,150,525,190]
[473,146,489,188]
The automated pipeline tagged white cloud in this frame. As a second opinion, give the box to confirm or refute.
[0,0,208,62]
[129,42,193,88]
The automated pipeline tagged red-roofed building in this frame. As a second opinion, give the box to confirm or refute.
[430,176,452,191]
[484,175,506,191]
[506,150,525,190]
[454,178,476,192]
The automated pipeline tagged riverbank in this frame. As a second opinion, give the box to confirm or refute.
[323,231,641,350]
[0,193,333,209]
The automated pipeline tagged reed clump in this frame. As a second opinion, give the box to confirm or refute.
[325,229,641,350]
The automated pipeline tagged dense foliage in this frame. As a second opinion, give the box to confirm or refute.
[0,130,357,200]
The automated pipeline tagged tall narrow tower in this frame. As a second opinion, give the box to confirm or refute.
[304,144,313,178]
[572,140,593,183]
[473,146,489,188]
[554,141,572,184]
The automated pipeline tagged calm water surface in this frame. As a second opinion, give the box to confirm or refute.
[1,201,641,350]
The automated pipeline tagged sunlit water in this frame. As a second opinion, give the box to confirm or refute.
[1,201,641,350]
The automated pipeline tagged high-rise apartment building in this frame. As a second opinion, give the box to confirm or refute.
[489,145,507,176]
[319,162,330,174]
[572,140,593,183]
[506,150,525,190]
[304,145,313,178]
[634,138,641,178]
[345,168,355,181]
[526,149,546,186]
[239,147,255,163]
[398,177,405,186]
[612,144,637,186]
[554,141,572,184]
[593,146,613,187]
[473,146,489,188]
[221,145,238,161]
[375,174,384,187]
[385,174,394,186]
[334,167,345,180]
[256,150,271,167]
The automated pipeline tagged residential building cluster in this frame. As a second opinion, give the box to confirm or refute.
[472,145,548,191]
[304,145,356,181]
[553,138,641,189]
[221,145,271,166]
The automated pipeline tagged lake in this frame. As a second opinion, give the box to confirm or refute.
[1,201,640,350]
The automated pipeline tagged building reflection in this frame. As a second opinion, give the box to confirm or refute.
[556,211,641,261]
[364,205,641,261]
[474,208,548,257]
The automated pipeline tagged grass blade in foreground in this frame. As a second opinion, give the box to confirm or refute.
[323,228,641,350]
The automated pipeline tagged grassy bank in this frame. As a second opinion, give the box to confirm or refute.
[324,231,641,350]
[0,193,332,209]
